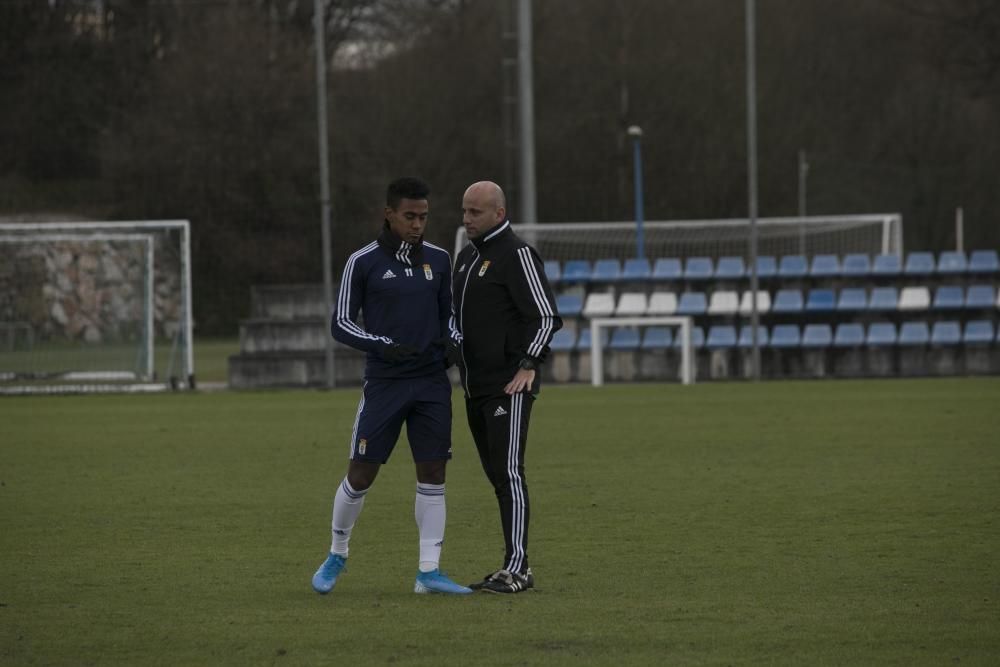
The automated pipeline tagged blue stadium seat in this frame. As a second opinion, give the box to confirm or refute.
[868,287,899,312]
[772,289,804,313]
[841,253,871,277]
[932,286,964,311]
[898,321,930,346]
[684,257,714,281]
[930,321,961,346]
[963,320,995,345]
[866,323,897,347]
[809,254,840,278]
[872,254,902,277]
[833,323,865,347]
[576,327,608,350]
[754,255,777,279]
[672,326,705,349]
[904,251,935,276]
[770,324,801,348]
[652,258,682,281]
[641,326,673,349]
[543,260,561,283]
[609,327,640,350]
[836,288,868,311]
[591,259,622,282]
[965,285,995,310]
[622,258,652,281]
[555,293,584,317]
[805,288,836,313]
[715,256,745,279]
[737,325,769,348]
[675,292,708,315]
[778,254,808,279]
[802,324,833,348]
[562,260,592,284]
[968,249,999,275]
[936,251,967,275]
[706,325,737,349]
[548,328,576,352]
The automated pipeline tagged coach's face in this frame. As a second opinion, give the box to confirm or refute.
[462,183,505,240]
[386,198,429,244]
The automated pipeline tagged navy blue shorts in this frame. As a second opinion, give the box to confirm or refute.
[348,373,452,464]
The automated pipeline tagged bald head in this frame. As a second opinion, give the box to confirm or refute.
[462,181,507,240]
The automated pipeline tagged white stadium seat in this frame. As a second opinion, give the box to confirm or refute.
[582,292,616,318]
[615,292,648,316]
[898,286,930,311]
[646,291,678,315]
[708,290,739,315]
[738,290,771,315]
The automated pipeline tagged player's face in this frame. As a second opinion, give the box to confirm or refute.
[386,198,429,243]
[462,189,505,240]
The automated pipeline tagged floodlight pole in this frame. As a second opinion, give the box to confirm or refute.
[627,125,645,259]
[517,0,537,224]
[745,0,761,381]
[798,149,809,255]
[314,0,336,388]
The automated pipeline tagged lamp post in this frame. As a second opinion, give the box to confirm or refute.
[627,125,645,260]
[314,0,335,388]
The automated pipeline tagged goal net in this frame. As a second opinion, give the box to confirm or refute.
[453,214,903,263]
[0,220,194,394]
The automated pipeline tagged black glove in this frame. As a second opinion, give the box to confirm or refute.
[381,342,421,363]
[433,336,461,368]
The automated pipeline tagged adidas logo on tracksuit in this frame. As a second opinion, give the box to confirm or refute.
[493,406,507,417]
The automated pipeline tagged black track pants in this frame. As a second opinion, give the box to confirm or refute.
[465,392,534,574]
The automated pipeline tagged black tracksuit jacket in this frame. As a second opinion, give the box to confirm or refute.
[452,220,563,398]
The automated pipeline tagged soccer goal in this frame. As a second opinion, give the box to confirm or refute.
[0,220,194,394]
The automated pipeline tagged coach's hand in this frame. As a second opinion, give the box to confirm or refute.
[504,368,535,395]
[381,342,421,363]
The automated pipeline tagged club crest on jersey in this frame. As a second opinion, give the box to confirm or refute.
[358,438,367,455]
[423,264,433,280]
[478,260,491,277]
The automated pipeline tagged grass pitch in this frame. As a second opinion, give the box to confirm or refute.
[2,378,998,665]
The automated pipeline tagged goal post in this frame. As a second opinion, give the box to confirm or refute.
[0,220,194,394]
[590,316,695,386]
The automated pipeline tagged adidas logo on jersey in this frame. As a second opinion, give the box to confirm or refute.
[493,406,508,417]
[382,269,396,279]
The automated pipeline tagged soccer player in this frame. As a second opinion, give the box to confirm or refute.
[451,181,562,594]
[311,177,470,595]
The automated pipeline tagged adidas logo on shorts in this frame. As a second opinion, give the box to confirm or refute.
[493,406,508,417]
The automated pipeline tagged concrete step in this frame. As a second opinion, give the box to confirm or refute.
[239,318,332,353]
[228,350,366,389]
[251,284,328,320]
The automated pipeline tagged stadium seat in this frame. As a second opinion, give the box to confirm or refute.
[562,260,592,284]
[715,256,745,280]
[930,321,961,346]
[968,249,999,275]
[963,320,995,345]
[866,323,897,347]
[836,288,868,311]
[675,292,708,316]
[582,292,616,318]
[833,323,865,347]
[964,285,995,310]
[772,289,804,313]
[615,292,648,317]
[932,286,964,311]
[754,255,777,279]
[548,328,576,351]
[904,251,935,276]
[672,326,705,349]
[770,324,801,348]
[897,286,930,311]
[737,325,769,348]
[684,257,714,281]
[809,254,840,278]
[543,260,561,283]
[706,325,738,349]
[646,291,678,315]
[622,258,652,281]
[641,326,673,349]
[805,289,836,313]
[841,253,871,277]
[707,290,739,316]
[936,251,967,275]
[872,254,902,277]
[609,327,641,350]
[555,293,583,317]
[576,327,608,350]
[738,290,771,315]
[868,286,899,311]
[652,258,682,281]
[592,259,622,282]
[778,254,808,279]
[898,321,930,346]
[802,323,833,348]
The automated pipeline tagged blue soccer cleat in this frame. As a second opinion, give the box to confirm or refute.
[312,553,347,594]
[413,569,473,595]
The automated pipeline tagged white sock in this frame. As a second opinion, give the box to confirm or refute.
[330,478,368,557]
[415,482,446,572]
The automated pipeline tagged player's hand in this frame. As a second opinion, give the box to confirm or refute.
[381,343,421,363]
[504,368,535,395]
[432,337,461,368]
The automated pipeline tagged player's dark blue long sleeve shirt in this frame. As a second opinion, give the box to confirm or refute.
[331,224,457,379]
